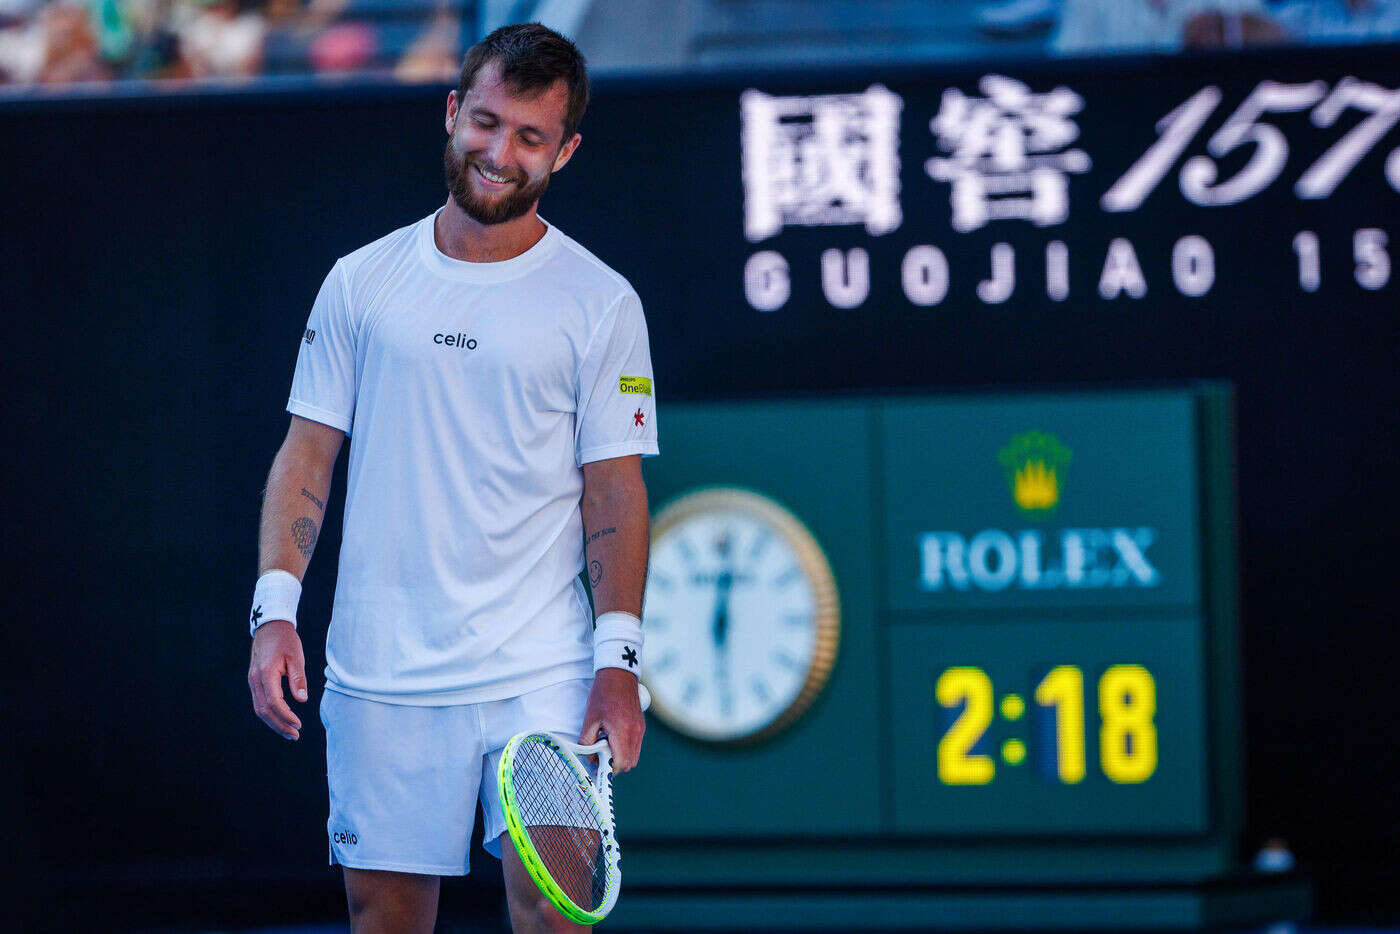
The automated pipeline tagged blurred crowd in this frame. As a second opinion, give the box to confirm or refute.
[979,0,1400,53]
[3,0,1400,90]
[0,0,469,86]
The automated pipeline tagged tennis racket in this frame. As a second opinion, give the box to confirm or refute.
[497,682,651,925]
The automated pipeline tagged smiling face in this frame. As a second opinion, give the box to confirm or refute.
[443,58,581,226]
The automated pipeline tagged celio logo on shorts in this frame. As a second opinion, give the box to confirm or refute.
[434,332,478,350]
[334,830,359,846]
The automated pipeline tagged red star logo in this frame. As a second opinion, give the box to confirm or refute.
[633,408,645,427]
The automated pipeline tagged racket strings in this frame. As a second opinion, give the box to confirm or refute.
[511,739,609,912]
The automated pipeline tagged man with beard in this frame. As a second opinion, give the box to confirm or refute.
[246,23,656,933]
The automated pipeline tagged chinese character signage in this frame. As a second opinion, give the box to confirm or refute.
[732,63,1399,314]
[740,85,903,242]
[925,75,1091,233]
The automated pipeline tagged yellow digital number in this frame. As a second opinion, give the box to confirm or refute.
[1099,664,1158,783]
[1033,665,1086,784]
[936,667,995,785]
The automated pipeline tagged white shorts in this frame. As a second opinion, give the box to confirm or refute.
[321,676,592,876]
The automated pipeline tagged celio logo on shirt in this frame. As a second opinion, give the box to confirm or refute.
[433,332,478,350]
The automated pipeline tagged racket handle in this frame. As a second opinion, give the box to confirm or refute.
[576,736,613,756]
[638,682,651,712]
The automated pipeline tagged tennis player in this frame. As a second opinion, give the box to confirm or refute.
[246,23,655,933]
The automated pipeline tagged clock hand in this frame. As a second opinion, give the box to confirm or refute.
[713,568,732,648]
[712,566,734,718]
[716,651,733,719]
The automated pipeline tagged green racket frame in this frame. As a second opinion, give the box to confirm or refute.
[498,732,620,925]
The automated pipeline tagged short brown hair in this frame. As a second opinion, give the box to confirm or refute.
[457,23,590,142]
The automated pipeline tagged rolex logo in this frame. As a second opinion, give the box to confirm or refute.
[1013,460,1058,511]
[998,431,1072,516]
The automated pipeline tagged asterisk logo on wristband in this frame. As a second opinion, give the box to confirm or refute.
[622,646,639,668]
[251,605,263,626]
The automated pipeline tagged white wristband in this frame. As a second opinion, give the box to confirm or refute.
[251,569,301,636]
[593,611,643,676]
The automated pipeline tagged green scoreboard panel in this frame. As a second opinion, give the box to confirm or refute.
[881,394,1208,835]
[887,616,1208,834]
[614,386,1305,929]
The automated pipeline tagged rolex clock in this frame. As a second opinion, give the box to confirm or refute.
[641,487,840,743]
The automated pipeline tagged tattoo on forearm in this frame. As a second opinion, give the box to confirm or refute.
[291,517,319,558]
[300,488,325,512]
[586,526,617,545]
[589,560,603,587]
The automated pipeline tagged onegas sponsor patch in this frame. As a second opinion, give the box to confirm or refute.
[619,376,652,396]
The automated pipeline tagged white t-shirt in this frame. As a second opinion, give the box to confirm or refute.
[287,208,659,705]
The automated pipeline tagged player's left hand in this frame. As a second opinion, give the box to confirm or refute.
[579,667,645,773]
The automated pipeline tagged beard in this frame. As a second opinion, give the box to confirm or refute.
[443,139,551,226]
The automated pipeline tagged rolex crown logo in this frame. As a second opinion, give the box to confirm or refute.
[998,431,1072,516]
[1013,460,1059,511]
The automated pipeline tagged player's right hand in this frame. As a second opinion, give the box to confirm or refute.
[248,619,308,741]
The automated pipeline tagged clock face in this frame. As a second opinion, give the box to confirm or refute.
[642,487,840,743]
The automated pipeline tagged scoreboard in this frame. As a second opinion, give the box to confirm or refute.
[611,386,1308,929]
[883,393,1206,835]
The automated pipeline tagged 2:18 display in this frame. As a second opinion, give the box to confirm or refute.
[936,664,1158,786]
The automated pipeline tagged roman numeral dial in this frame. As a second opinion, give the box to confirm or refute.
[641,487,840,743]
